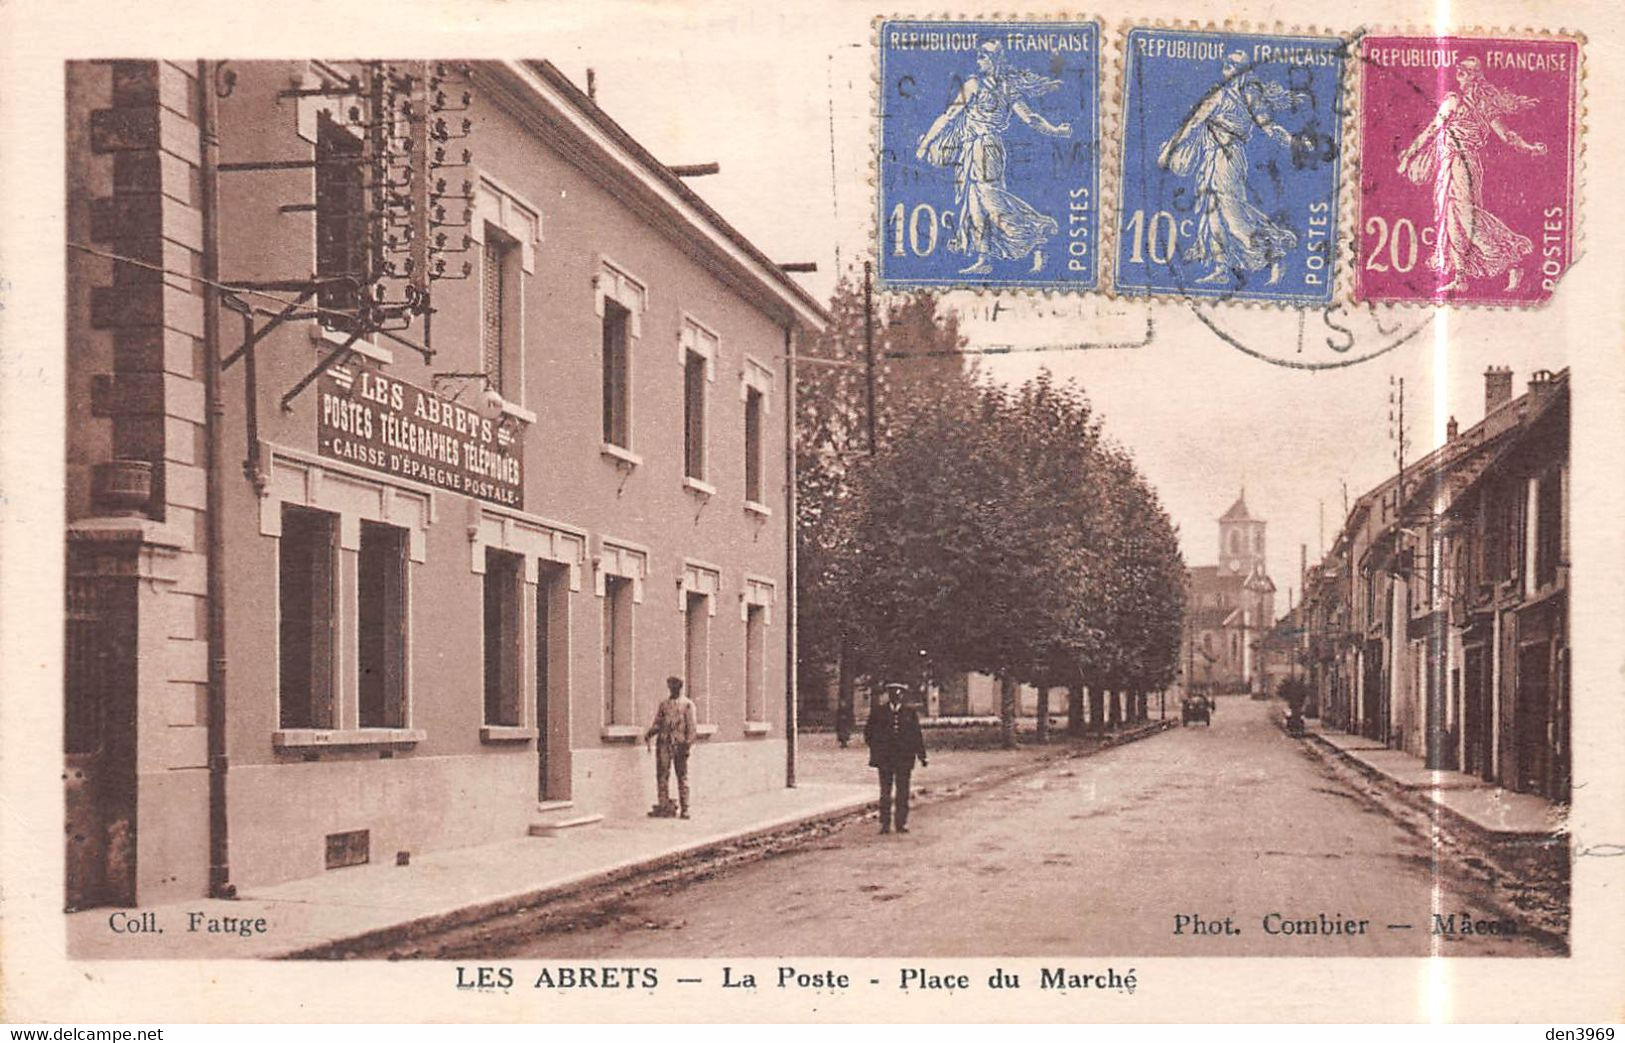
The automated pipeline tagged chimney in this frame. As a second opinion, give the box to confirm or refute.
[586,68,597,101]
[1528,368,1556,397]
[1484,366,1513,414]
[1446,416,1459,440]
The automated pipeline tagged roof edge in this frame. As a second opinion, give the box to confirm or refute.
[503,59,829,331]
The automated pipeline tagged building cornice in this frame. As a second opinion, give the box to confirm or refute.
[472,61,828,333]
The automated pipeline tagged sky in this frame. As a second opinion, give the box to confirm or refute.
[518,2,1573,607]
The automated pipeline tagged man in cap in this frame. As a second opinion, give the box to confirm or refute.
[863,682,928,834]
[645,675,698,818]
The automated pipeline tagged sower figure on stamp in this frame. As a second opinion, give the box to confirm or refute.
[915,39,1072,276]
[864,682,927,834]
[645,676,698,819]
[1396,56,1545,294]
[1158,51,1301,286]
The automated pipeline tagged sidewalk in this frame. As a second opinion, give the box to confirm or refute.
[1299,716,1567,844]
[69,721,1169,959]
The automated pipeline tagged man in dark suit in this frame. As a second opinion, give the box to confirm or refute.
[864,682,928,834]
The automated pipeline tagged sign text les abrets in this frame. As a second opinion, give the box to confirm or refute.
[317,362,524,508]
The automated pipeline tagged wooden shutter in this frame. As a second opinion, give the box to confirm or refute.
[744,388,762,502]
[684,352,705,478]
[482,236,506,394]
[358,522,407,729]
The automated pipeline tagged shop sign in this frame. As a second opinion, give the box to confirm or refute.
[317,362,523,508]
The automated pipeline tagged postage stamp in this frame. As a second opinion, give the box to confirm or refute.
[876,19,1101,291]
[1114,27,1347,306]
[1354,35,1581,307]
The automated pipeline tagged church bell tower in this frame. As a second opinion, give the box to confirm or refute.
[1218,490,1266,578]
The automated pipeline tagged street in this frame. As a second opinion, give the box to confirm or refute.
[479,698,1556,958]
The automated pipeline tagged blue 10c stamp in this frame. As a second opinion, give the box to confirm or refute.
[1115,28,1347,304]
[878,20,1100,290]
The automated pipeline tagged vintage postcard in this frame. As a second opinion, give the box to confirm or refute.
[2,0,1624,1027]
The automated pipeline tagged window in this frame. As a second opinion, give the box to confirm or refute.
[471,177,540,403]
[602,575,633,725]
[596,262,647,460]
[1535,470,1563,588]
[264,452,431,747]
[357,521,408,729]
[741,357,774,508]
[602,299,631,448]
[685,592,710,723]
[483,548,523,727]
[315,111,366,332]
[684,350,707,480]
[1486,491,1520,585]
[279,506,337,729]
[744,386,763,503]
[678,318,717,485]
[481,227,521,399]
[745,604,766,723]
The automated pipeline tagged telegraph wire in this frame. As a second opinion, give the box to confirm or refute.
[65,240,433,358]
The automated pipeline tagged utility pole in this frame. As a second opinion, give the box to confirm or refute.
[863,260,877,455]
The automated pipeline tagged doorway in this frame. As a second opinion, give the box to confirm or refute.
[1462,645,1491,780]
[1361,640,1385,742]
[1515,640,1554,797]
[64,569,139,910]
[684,591,710,725]
[535,564,570,802]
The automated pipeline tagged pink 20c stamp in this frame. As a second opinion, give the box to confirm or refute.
[1356,35,1580,307]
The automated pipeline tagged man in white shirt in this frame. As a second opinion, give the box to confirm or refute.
[645,675,699,818]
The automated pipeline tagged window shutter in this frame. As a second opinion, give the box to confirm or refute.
[482,237,505,394]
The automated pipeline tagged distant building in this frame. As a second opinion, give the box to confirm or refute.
[1300,368,1569,803]
[1181,494,1276,695]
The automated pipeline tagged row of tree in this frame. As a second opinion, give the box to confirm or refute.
[797,275,1187,746]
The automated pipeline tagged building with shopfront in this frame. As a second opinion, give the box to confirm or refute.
[64,59,825,908]
[1298,368,1569,804]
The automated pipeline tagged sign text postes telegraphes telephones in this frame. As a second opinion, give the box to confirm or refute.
[317,363,523,508]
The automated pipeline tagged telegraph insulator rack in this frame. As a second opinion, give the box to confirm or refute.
[217,60,477,415]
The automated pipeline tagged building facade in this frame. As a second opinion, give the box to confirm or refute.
[64,60,825,908]
[1181,495,1276,696]
[1299,368,1569,804]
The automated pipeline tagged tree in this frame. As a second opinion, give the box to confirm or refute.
[796,280,1185,748]
[795,272,971,722]
[979,373,1109,745]
[1084,447,1187,725]
[847,371,1119,748]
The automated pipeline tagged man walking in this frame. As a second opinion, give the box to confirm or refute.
[645,675,698,818]
[864,682,927,834]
